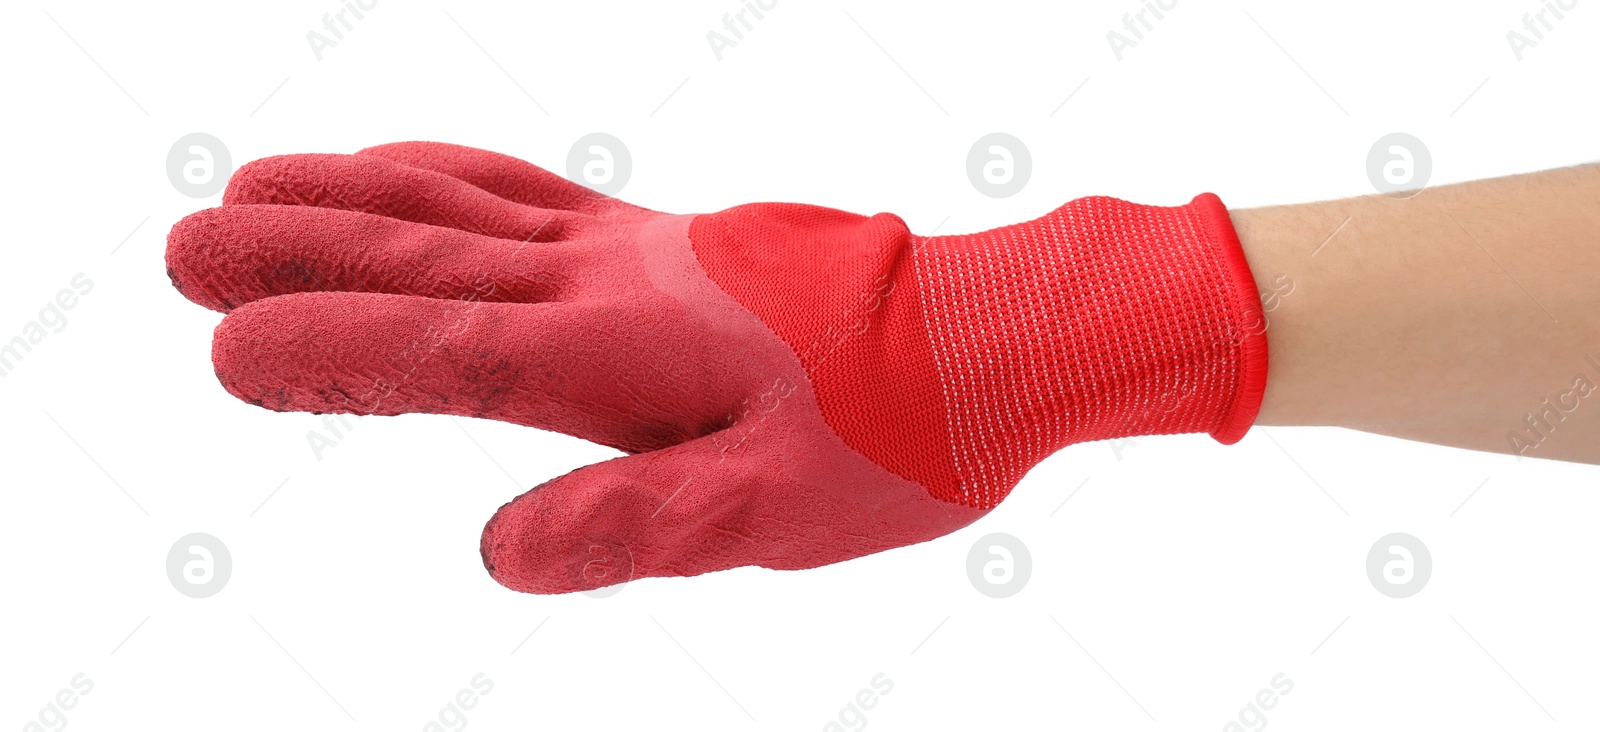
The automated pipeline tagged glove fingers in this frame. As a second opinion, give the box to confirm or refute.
[212,292,734,452]
[356,142,639,216]
[223,153,590,242]
[167,204,597,312]
[480,434,758,594]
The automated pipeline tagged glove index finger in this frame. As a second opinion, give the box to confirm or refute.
[211,292,731,453]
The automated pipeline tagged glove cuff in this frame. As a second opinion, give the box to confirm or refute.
[1190,193,1271,444]
[905,193,1269,505]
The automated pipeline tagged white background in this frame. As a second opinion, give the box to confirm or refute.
[3,0,1599,729]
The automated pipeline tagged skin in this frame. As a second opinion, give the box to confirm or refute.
[1231,164,1600,463]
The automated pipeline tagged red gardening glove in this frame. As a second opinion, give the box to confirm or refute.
[166,142,1268,594]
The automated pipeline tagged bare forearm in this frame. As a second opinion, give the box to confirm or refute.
[1232,165,1600,462]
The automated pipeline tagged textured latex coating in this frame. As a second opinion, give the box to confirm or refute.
[166,143,986,593]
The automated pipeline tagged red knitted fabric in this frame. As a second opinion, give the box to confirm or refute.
[689,194,1268,509]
